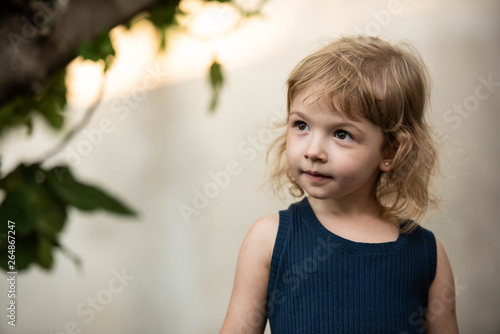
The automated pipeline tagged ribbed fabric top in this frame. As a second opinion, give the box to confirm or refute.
[267,197,437,334]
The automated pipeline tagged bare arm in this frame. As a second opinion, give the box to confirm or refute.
[425,237,460,333]
[220,214,279,334]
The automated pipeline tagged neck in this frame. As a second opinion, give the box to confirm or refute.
[306,192,384,223]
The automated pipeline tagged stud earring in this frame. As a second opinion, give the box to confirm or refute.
[384,162,389,166]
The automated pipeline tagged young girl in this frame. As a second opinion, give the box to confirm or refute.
[220,36,459,333]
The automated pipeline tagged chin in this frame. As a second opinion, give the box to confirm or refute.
[304,189,335,200]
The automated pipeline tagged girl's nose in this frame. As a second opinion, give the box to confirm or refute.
[304,137,328,162]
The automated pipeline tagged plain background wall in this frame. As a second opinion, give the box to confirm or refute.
[1,0,499,333]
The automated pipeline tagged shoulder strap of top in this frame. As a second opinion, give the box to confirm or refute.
[402,221,438,285]
[268,205,293,296]
[422,226,438,284]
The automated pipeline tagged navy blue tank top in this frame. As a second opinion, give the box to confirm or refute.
[267,197,437,333]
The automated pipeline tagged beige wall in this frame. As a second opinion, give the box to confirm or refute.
[1,0,499,333]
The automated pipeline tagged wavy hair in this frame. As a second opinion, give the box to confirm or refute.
[265,36,440,233]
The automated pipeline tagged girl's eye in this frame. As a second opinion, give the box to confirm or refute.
[293,121,309,131]
[334,130,353,140]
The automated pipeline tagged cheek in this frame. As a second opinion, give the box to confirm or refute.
[285,144,297,168]
[333,150,359,167]
[333,151,380,178]
[285,138,303,175]
[285,135,297,158]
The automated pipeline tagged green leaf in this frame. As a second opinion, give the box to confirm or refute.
[34,182,67,235]
[208,60,224,112]
[35,69,67,129]
[0,95,37,136]
[0,69,67,136]
[46,166,136,216]
[0,164,41,240]
[0,163,33,193]
[210,60,224,88]
[78,31,116,72]
[0,190,38,240]
[0,162,135,273]
[37,234,53,269]
[0,233,38,271]
[0,164,50,241]
[159,29,167,51]
[145,0,181,51]
[147,1,180,30]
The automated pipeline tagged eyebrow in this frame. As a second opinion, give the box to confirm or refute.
[289,111,366,134]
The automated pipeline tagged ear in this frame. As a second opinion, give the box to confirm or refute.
[379,136,399,172]
[379,159,392,172]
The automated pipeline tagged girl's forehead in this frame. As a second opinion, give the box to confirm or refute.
[289,108,370,131]
[290,90,364,122]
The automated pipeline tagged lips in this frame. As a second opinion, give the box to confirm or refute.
[304,170,330,177]
[303,170,332,183]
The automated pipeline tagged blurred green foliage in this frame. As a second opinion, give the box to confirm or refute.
[209,60,224,112]
[146,1,181,50]
[0,164,135,271]
[0,0,265,272]
[78,32,116,72]
[0,69,67,136]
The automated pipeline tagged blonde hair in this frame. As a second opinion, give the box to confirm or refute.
[265,36,440,233]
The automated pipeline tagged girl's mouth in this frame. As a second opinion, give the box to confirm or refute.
[304,170,331,182]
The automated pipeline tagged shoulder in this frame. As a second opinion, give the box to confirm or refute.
[426,236,460,333]
[220,214,280,333]
[250,213,280,231]
[431,237,454,289]
[428,235,452,286]
[433,237,449,270]
[242,213,280,269]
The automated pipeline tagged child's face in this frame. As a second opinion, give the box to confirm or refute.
[286,89,391,203]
